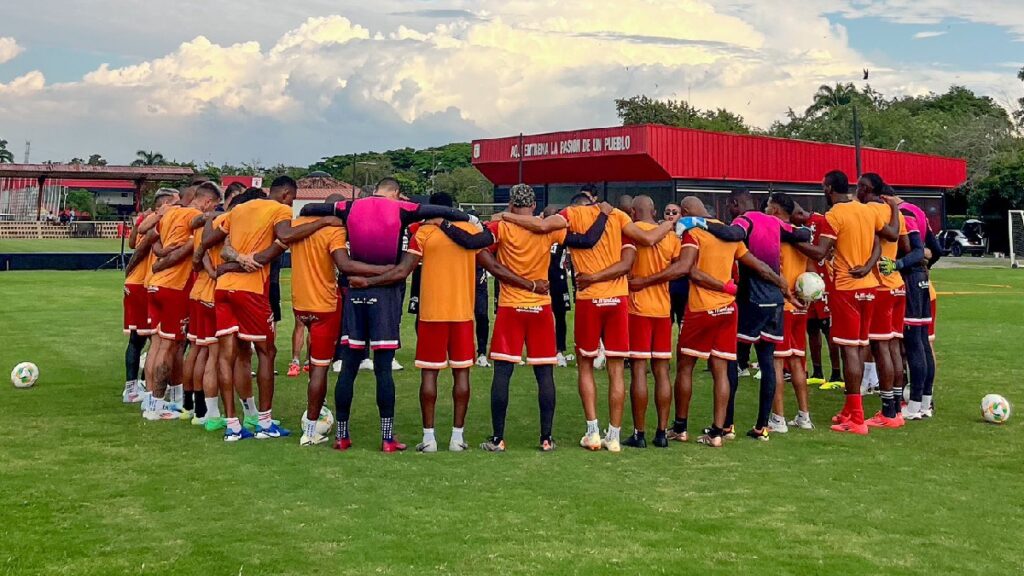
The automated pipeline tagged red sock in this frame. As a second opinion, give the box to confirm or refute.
[847,393,864,424]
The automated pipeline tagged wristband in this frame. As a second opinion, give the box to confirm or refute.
[530,280,537,293]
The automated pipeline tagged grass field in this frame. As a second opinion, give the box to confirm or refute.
[1,268,1022,575]
[0,238,124,253]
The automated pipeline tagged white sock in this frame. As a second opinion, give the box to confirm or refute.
[167,384,184,404]
[586,419,600,435]
[451,427,464,445]
[864,362,878,385]
[139,391,152,411]
[423,428,436,444]
[241,397,258,417]
[303,418,318,438]
[258,410,273,430]
[291,357,300,364]
[226,417,242,433]
[606,425,621,442]
[124,380,135,392]
[205,398,221,419]
[771,413,785,423]
[798,410,809,419]
[921,395,933,411]
[906,400,922,414]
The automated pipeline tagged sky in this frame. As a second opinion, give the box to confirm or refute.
[0,0,1021,167]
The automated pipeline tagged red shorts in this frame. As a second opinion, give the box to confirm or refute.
[148,286,189,341]
[187,300,217,345]
[679,304,738,361]
[830,288,876,347]
[415,320,475,370]
[123,283,154,336]
[215,289,274,342]
[490,305,557,365]
[870,288,906,341]
[628,314,673,360]
[929,299,936,341]
[295,307,341,367]
[574,297,629,358]
[776,309,808,358]
[807,292,830,320]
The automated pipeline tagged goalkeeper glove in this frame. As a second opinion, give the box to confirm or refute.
[878,257,897,276]
[723,279,738,296]
[675,216,708,236]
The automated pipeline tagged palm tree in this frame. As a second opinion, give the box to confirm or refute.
[806,83,857,116]
[131,150,166,166]
[0,139,14,164]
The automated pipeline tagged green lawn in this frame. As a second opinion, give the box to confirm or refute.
[0,269,1021,575]
[0,238,125,253]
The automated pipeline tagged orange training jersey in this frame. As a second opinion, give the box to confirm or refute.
[208,213,228,271]
[125,214,149,285]
[682,219,748,312]
[866,202,907,291]
[628,221,681,317]
[559,205,635,300]
[821,201,886,291]
[489,220,566,308]
[150,206,202,290]
[408,221,479,322]
[780,241,808,312]
[290,216,346,313]
[216,199,293,294]
[189,230,215,303]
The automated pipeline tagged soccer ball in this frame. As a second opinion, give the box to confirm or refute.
[11,362,39,388]
[795,272,826,302]
[302,406,336,436]
[981,394,1012,424]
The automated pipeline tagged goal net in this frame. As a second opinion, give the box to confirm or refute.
[1010,210,1024,269]
[459,202,506,219]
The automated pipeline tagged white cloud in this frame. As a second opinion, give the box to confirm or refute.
[0,1,1021,165]
[0,36,23,64]
[913,30,948,39]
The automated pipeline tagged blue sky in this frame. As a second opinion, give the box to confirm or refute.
[0,1,1021,165]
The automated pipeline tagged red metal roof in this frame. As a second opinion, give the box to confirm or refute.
[61,179,137,190]
[296,186,359,201]
[472,124,967,189]
[0,163,194,181]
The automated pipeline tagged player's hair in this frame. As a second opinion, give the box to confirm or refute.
[195,181,222,202]
[769,192,796,215]
[270,175,297,193]
[729,188,752,201]
[229,187,268,208]
[860,172,885,195]
[569,193,593,206]
[579,183,599,196]
[153,188,178,208]
[824,170,849,194]
[189,174,212,185]
[429,192,454,207]
[224,181,246,197]
[376,177,401,193]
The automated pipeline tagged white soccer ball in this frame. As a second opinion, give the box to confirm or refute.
[981,394,1012,424]
[302,406,336,437]
[11,362,39,388]
[795,272,826,303]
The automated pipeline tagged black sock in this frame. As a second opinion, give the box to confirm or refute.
[725,360,739,429]
[708,425,724,438]
[754,342,777,430]
[380,417,394,441]
[634,430,646,439]
[491,361,514,440]
[881,390,896,418]
[829,368,842,382]
[672,418,687,433]
[811,364,824,379]
[534,365,556,441]
[194,389,207,417]
[183,390,195,411]
[655,429,667,439]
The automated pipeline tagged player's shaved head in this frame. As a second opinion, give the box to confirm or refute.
[680,196,710,218]
[325,193,346,204]
[632,195,655,221]
[542,205,559,217]
[153,188,178,209]
[376,177,401,199]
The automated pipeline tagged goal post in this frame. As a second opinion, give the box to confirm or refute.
[1010,210,1024,269]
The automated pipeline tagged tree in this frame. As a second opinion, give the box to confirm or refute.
[131,150,166,166]
[1015,67,1024,129]
[614,95,753,134]
[87,154,107,166]
[432,167,493,204]
[805,82,858,116]
[0,139,13,163]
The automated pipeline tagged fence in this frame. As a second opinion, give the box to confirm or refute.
[0,221,122,239]
[0,177,67,220]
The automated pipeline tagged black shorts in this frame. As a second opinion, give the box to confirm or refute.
[902,270,932,326]
[341,285,404,351]
[268,282,282,323]
[737,301,784,345]
[551,284,571,314]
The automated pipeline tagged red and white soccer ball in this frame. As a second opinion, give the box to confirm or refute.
[981,394,1012,424]
[10,362,39,388]
[795,272,826,303]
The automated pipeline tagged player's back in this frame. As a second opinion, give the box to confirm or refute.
[865,202,907,289]
[733,210,788,304]
[898,201,930,238]
[217,199,292,293]
[684,220,747,312]
[490,220,564,308]
[824,201,884,291]
[779,239,808,311]
[150,206,201,289]
[189,230,215,303]
[561,205,632,299]
[411,222,478,322]
[291,216,347,312]
[343,196,419,266]
[629,221,681,317]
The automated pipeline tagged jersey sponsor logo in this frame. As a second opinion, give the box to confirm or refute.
[514,306,544,314]
[350,296,380,305]
[592,297,622,307]
[708,304,736,317]
[854,291,876,302]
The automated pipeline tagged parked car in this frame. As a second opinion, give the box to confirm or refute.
[937,219,988,256]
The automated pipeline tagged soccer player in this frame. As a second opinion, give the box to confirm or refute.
[204,177,328,441]
[858,175,913,427]
[718,188,811,441]
[350,193,491,452]
[299,177,477,452]
[542,205,574,368]
[478,184,609,452]
[766,193,815,431]
[620,196,680,448]
[803,208,844,389]
[800,170,898,435]
[662,203,689,325]
[500,187,675,452]
[145,184,220,420]
[122,189,178,404]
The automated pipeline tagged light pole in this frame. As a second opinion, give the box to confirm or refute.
[356,161,377,194]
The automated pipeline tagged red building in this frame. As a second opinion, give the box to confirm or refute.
[472,125,967,231]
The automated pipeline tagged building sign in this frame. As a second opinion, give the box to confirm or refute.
[510,135,631,159]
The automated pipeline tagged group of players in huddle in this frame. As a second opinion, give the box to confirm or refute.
[120,168,939,451]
